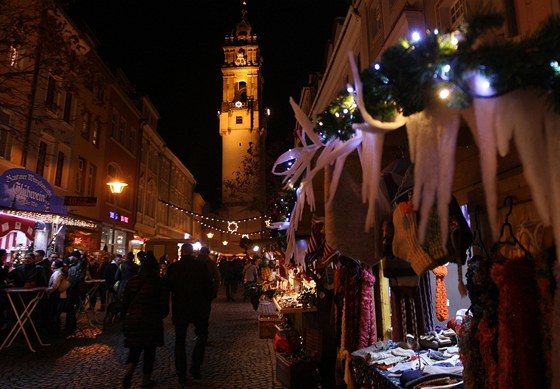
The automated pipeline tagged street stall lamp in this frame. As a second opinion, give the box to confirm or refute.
[206,232,214,251]
[106,180,128,254]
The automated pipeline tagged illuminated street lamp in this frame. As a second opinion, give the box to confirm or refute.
[107,180,128,254]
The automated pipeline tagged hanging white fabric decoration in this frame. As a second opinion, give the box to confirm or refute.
[464,97,500,240]
[348,53,406,230]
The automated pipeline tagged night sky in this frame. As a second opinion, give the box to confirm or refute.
[69,0,350,207]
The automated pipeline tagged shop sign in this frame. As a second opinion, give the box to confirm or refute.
[0,168,66,213]
[64,196,97,207]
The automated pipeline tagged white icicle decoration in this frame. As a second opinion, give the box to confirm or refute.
[435,105,460,247]
[407,111,439,243]
[508,89,551,226]
[466,97,500,240]
[348,52,405,231]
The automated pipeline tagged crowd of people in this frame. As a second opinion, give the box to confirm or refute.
[0,244,284,388]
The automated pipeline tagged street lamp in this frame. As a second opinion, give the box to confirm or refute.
[107,180,128,254]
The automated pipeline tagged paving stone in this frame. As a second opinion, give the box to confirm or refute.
[0,288,285,389]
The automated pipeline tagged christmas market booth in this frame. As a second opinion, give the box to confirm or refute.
[0,168,99,264]
[269,11,560,389]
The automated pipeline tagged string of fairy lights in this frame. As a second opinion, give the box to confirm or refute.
[161,200,270,236]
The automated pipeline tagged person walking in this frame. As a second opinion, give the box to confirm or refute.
[242,257,258,302]
[219,257,237,302]
[121,255,169,389]
[115,252,139,300]
[164,243,213,384]
[197,247,220,300]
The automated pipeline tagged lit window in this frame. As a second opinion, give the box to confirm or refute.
[81,110,91,139]
[9,45,18,67]
[92,117,100,146]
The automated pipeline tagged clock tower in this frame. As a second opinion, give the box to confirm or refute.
[219,3,266,235]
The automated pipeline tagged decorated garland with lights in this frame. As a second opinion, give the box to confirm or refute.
[273,11,560,267]
[314,12,560,142]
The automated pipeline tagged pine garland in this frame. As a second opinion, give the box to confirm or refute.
[311,12,560,141]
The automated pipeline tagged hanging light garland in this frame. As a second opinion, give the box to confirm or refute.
[161,200,265,223]
[312,12,560,141]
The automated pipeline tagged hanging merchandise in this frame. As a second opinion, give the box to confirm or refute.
[392,200,434,275]
[432,265,448,322]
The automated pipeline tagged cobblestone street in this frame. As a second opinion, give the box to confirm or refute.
[0,288,283,389]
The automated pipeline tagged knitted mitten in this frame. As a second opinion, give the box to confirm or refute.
[392,201,434,275]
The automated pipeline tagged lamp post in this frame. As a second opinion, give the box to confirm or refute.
[106,180,127,254]
[206,232,214,251]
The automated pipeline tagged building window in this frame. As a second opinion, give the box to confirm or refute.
[81,110,91,139]
[87,163,96,196]
[111,111,119,138]
[437,0,466,31]
[449,0,465,29]
[119,117,126,144]
[0,127,12,160]
[54,151,64,187]
[76,157,86,193]
[236,116,243,124]
[36,141,47,176]
[92,117,100,146]
[45,76,57,112]
[63,91,73,123]
[129,127,136,152]
[9,45,18,67]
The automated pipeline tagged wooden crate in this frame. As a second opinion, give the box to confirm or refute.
[275,353,316,389]
[258,315,282,339]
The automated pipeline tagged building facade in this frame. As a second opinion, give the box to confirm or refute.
[0,0,202,260]
[217,5,267,251]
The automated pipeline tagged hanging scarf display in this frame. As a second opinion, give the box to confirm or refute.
[491,256,546,389]
[358,265,376,349]
[432,265,449,322]
[417,272,435,335]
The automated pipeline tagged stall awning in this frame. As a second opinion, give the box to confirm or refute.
[0,209,98,230]
[0,213,36,240]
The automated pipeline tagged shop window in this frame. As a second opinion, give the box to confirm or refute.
[36,141,47,176]
[54,151,64,187]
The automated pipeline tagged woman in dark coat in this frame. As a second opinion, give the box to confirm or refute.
[122,254,169,388]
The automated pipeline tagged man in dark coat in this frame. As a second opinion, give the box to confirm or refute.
[164,243,213,383]
[196,246,220,300]
[122,255,169,389]
[115,252,139,300]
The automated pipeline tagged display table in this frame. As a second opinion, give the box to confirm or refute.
[77,279,105,327]
[0,287,50,352]
[273,298,317,314]
[350,356,403,389]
